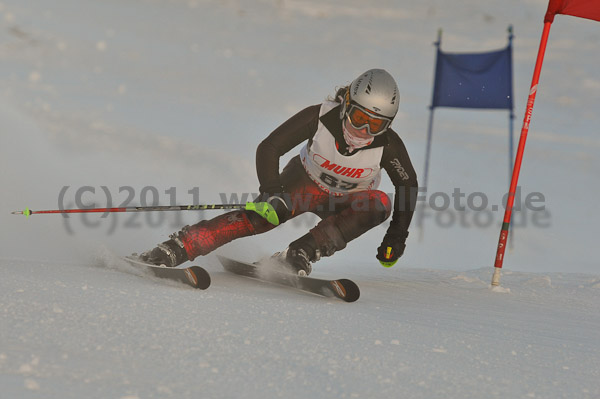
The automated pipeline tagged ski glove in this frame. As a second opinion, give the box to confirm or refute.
[248,193,290,226]
[266,194,291,224]
[376,232,407,267]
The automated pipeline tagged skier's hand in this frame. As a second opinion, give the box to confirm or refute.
[265,194,290,224]
[248,192,290,226]
[376,233,407,267]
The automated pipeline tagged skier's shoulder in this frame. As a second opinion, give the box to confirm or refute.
[295,101,340,123]
[276,103,323,133]
[382,128,410,157]
[292,103,322,121]
[319,100,341,116]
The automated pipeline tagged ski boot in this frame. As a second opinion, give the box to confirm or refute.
[139,233,188,268]
[270,233,322,276]
[270,247,316,276]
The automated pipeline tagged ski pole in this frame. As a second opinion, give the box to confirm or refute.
[11,202,280,225]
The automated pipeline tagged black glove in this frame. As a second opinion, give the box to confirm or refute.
[376,232,407,267]
[265,193,291,224]
[252,187,290,226]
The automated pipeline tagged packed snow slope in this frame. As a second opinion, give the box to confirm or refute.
[2,256,599,399]
[1,0,599,398]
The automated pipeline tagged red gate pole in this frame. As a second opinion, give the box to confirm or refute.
[492,22,553,286]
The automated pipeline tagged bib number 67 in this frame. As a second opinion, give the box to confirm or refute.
[320,172,358,190]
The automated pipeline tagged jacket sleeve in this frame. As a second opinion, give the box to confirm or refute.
[380,132,419,239]
[256,104,320,194]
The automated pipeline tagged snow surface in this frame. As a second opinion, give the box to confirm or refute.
[2,254,599,398]
[1,0,599,397]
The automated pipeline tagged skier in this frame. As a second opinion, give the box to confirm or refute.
[140,68,418,275]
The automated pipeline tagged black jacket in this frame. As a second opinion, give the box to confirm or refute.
[256,104,418,238]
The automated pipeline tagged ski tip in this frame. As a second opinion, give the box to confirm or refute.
[189,266,211,290]
[331,279,360,302]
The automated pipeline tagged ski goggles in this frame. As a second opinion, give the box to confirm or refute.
[345,103,393,136]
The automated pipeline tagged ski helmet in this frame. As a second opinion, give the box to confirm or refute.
[340,69,399,136]
[343,69,399,118]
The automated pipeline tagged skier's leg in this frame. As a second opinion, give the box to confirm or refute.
[320,190,392,246]
[140,156,324,267]
[282,190,392,274]
[179,210,272,261]
[140,210,273,266]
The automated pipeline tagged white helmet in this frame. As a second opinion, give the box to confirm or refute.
[340,69,399,135]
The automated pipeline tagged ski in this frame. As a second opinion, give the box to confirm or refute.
[217,255,360,302]
[123,256,211,290]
